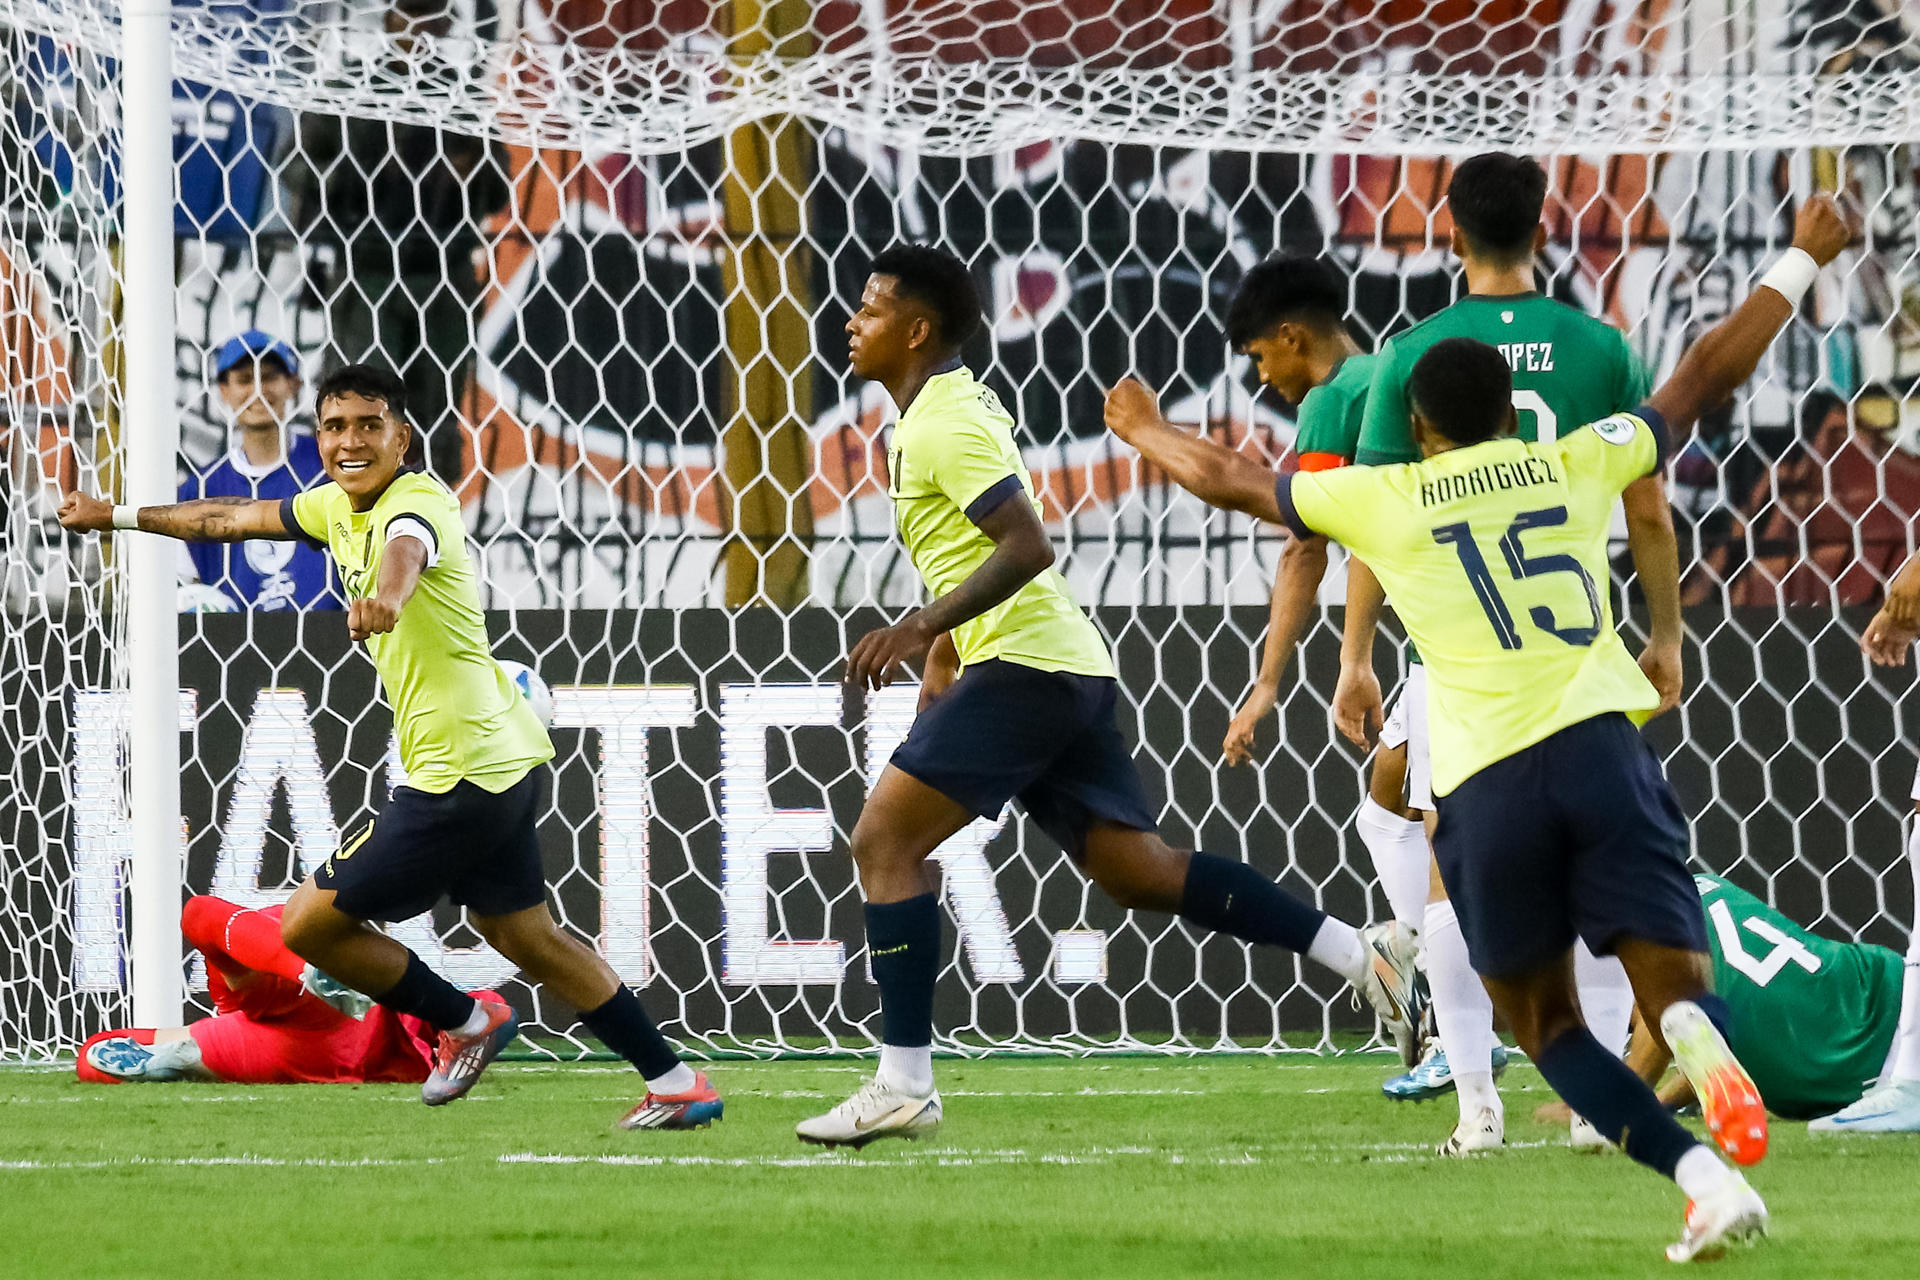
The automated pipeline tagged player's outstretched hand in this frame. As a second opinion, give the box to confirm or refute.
[1638,639,1683,719]
[1861,607,1919,667]
[1103,378,1164,445]
[1222,681,1278,766]
[1331,661,1384,750]
[347,596,401,643]
[58,491,113,533]
[847,612,935,692]
[1790,193,1851,267]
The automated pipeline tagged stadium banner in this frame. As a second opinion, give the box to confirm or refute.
[7,603,1909,1053]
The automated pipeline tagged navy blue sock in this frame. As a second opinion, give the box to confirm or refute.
[1179,851,1326,954]
[1693,992,1734,1044]
[579,985,682,1080]
[376,952,478,1033]
[866,893,941,1047]
[1537,1026,1700,1180]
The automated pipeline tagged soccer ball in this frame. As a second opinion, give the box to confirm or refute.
[498,659,556,729]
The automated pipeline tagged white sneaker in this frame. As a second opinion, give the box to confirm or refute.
[1356,921,1426,1067]
[1806,1078,1920,1134]
[1437,1105,1504,1156]
[1666,1175,1768,1263]
[1570,1114,1614,1152]
[796,1077,943,1149]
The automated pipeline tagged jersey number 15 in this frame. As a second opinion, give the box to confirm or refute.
[1432,505,1601,649]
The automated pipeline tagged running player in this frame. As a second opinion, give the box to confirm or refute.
[794,245,1423,1148]
[79,895,497,1087]
[58,365,720,1131]
[1534,871,1905,1126]
[1106,194,1850,1260]
[1336,154,1677,1152]
[1816,554,1920,1131]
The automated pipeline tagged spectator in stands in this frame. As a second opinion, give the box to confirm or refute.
[1732,385,1920,607]
[177,330,341,612]
[285,0,511,481]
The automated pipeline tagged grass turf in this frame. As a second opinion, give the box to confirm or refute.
[4,1055,1917,1278]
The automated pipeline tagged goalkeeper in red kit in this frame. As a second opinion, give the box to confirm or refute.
[78,895,498,1086]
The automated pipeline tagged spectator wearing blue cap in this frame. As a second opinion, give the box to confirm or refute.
[177,330,342,611]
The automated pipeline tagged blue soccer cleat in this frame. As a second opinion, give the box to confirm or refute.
[1807,1078,1920,1134]
[1382,1042,1508,1101]
[83,1036,205,1083]
[618,1072,725,1131]
[422,1000,519,1106]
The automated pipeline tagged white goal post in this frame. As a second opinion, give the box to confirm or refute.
[2,0,1918,1062]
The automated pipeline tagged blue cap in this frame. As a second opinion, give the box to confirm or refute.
[213,329,299,380]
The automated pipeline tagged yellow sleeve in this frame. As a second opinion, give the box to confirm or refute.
[923,412,1026,520]
[1277,467,1378,553]
[287,484,338,551]
[1552,408,1664,498]
[381,478,462,565]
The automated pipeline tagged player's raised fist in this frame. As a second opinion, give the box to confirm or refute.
[347,596,400,643]
[1790,194,1850,267]
[1103,378,1163,445]
[58,490,113,533]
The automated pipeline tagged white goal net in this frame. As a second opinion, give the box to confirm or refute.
[2,0,1918,1062]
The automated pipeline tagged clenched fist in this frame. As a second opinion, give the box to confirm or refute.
[58,491,114,534]
[347,596,401,643]
[1791,194,1851,268]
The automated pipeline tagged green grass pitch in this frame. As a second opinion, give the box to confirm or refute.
[4,1055,1916,1278]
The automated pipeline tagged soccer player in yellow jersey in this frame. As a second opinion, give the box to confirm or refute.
[1106,197,1850,1261]
[795,245,1424,1148]
[59,365,722,1130]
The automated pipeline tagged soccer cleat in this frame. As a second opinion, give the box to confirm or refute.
[300,963,373,1020]
[1661,1001,1768,1166]
[422,1000,519,1106]
[618,1072,725,1131]
[795,1078,943,1149]
[1665,1178,1769,1263]
[1381,1041,1510,1101]
[1807,1078,1920,1134]
[1436,1105,1504,1156]
[1569,1113,1614,1152]
[1355,921,1427,1067]
[82,1036,205,1083]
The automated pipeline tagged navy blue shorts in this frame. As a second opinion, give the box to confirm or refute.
[314,770,548,923]
[1431,713,1708,980]
[889,659,1159,860]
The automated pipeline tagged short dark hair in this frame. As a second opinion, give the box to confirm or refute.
[315,363,409,424]
[1408,338,1514,446]
[1448,153,1548,261]
[1225,255,1348,348]
[1798,386,1848,439]
[868,244,983,351]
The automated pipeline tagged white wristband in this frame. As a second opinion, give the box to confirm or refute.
[1757,248,1818,308]
[111,505,140,531]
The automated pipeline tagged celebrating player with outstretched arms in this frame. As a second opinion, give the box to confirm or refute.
[60,365,720,1130]
[795,245,1424,1149]
[1105,195,1850,1261]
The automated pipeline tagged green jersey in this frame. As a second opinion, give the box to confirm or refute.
[287,472,553,794]
[1355,293,1651,466]
[1292,354,1377,472]
[1695,872,1903,1119]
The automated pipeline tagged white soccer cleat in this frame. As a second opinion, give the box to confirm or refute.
[1665,1177,1769,1263]
[1570,1113,1614,1152]
[1436,1105,1504,1156]
[1807,1078,1920,1134]
[1356,921,1426,1067]
[795,1077,943,1149]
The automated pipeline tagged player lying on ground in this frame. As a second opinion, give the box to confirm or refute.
[1532,871,1906,1127]
[79,895,502,1086]
[792,245,1424,1149]
[1828,555,1920,1132]
[59,365,718,1131]
[1106,194,1851,1261]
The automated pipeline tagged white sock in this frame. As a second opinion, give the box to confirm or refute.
[1425,898,1501,1120]
[1455,1070,1501,1118]
[877,1043,934,1096]
[1894,819,1920,1082]
[1356,798,1430,929]
[453,999,491,1038]
[1307,916,1368,986]
[645,1063,698,1096]
[1673,1144,1738,1200]
[1574,943,1636,1059]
